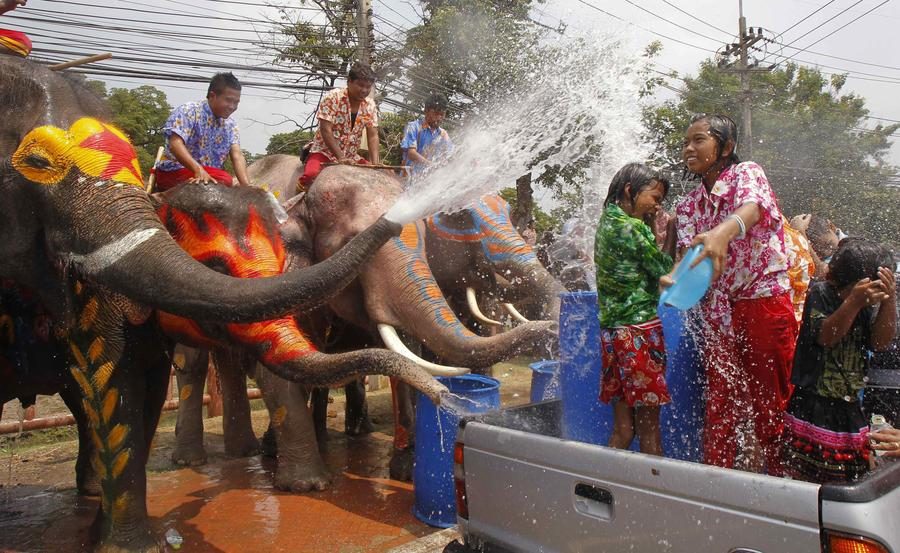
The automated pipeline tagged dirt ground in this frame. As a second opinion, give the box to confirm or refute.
[0,358,538,553]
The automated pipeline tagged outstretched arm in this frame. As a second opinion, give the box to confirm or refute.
[366,126,380,165]
[168,134,213,184]
[319,120,348,162]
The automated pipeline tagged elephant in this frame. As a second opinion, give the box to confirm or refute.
[424,194,566,335]
[249,155,557,478]
[0,56,447,552]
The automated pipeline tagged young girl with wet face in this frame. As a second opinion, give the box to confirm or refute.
[671,114,795,474]
[594,163,674,455]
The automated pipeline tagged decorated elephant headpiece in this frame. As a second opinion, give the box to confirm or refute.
[11,117,144,188]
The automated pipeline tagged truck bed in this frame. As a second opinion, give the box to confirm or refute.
[455,400,900,553]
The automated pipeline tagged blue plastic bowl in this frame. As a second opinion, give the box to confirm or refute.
[659,245,713,310]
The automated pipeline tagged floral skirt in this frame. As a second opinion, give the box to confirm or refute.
[599,318,670,408]
[782,388,870,483]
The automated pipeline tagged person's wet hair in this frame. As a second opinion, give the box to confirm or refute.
[208,72,241,96]
[424,92,448,112]
[604,162,669,207]
[348,62,376,83]
[828,237,895,289]
[689,113,741,166]
[805,214,832,244]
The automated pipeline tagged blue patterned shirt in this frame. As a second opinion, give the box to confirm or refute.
[401,117,453,174]
[158,100,240,171]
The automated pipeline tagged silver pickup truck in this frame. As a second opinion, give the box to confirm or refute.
[444,400,900,553]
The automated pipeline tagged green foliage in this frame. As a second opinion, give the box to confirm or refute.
[646,60,899,248]
[499,187,558,234]
[104,86,172,176]
[378,112,416,167]
[266,129,315,155]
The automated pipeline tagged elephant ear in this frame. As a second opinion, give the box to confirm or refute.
[280,194,316,271]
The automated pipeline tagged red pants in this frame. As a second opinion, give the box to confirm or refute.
[155,166,234,191]
[298,152,367,190]
[0,29,32,57]
[700,292,796,474]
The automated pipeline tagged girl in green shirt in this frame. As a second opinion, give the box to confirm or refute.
[595,163,674,455]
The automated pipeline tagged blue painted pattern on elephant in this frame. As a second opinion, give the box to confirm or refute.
[427,195,538,266]
[392,224,475,340]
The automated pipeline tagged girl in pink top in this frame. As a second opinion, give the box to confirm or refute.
[671,114,796,475]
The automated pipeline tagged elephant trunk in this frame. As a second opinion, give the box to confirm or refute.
[495,259,565,321]
[363,223,556,368]
[268,349,448,405]
[84,213,400,323]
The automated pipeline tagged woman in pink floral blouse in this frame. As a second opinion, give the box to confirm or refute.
[670,114,796,475]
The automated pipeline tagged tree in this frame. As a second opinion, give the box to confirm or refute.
[105,86,172,175]
[266,128,315,155]
[647,60,900,248]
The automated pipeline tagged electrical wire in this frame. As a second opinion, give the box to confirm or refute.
[778,0,838,37]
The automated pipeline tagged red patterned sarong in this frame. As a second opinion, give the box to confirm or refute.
[600,318,670,407]
[0,29,31,57]
[155,166,234,191]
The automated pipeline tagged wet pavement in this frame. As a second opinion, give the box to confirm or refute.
[0,362,533,552]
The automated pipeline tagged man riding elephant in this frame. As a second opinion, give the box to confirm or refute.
[0,56,446,552]
[155,72,251,189]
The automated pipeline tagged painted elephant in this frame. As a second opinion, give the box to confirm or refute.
[0,57,443,552]
[249,155,557,477]
[425,194,565,328]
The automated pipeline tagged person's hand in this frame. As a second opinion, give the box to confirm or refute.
[659,272,675,291]
[189,167,215,184]
[870,428,900,458]
[0,0,25,14]
[690,227,731,281]
[790,213,811,235]
[878,266,896,302]
[847,278,889,309]
[338,157,354,165]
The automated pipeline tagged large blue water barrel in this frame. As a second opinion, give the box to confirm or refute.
[558,292,704,460]
[413,374,501,527]
[529,360,560,403]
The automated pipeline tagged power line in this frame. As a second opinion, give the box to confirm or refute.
[780,0,891,65]
[778,0,838,37]
[657,0,732,37]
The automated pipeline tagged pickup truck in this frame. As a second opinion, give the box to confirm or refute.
[444,399,900,553]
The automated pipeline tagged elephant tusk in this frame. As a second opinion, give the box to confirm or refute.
[377,324,470,377]
[466,287,503,327]
[503,303,530,323]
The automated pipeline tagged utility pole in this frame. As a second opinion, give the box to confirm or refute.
[355,0,373,65]
[717,0,773,159]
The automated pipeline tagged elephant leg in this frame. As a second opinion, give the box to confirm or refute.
[171,346,210,466]
[388,377,416,481]
[310,387,329,449]
[212,347,259,458]
[59,382,100,496]
[255,366,331,492]
[344,376,374,436]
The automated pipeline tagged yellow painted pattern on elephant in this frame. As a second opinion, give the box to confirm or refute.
[11,118,143,187]
[272,405,288,428]
[180,384,194,401]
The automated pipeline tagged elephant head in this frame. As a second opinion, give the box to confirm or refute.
[293,165,556,370]
[426,194,565,323]
[1,118,402,324]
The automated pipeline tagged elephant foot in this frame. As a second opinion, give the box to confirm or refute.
[260,426,278,458]
[273,461,332,493]
[389,447,414,482]
[224,434,260,458]
[91,515,162,553]
[171,442,208,466]
[344,414,375,437]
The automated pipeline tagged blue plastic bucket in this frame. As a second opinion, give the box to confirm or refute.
[413,374,501,527]
[559,292,704,459]
[659,245,713,311]
[529,360,560,403]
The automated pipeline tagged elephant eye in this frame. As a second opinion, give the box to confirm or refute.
[24,153,52,170]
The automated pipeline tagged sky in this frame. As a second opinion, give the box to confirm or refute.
[5,0,900,164]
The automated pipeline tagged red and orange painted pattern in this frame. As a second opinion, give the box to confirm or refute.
[156,204,315,361]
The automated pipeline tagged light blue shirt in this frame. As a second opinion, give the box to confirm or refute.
[158,100,240,172]
[400,117,453,173]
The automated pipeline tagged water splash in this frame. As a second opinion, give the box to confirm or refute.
[385,30,654,263]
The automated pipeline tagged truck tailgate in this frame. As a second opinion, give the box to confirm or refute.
[462,422,822,553]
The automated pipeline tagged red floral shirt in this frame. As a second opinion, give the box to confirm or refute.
[309,87,378,162]
[675,161,790,331]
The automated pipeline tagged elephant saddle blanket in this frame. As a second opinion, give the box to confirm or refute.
[0,29,31,57]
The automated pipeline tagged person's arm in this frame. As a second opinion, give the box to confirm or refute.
[0,0,26,16]
[319,119,348,163]
[168,134,213,184]
[869,428,900,457]
[817,278,889,347]
[871,266,897,351]
[366,125,380,165]
[230,144,251,186]
[406,148,429,165]
[690,201,760,280]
